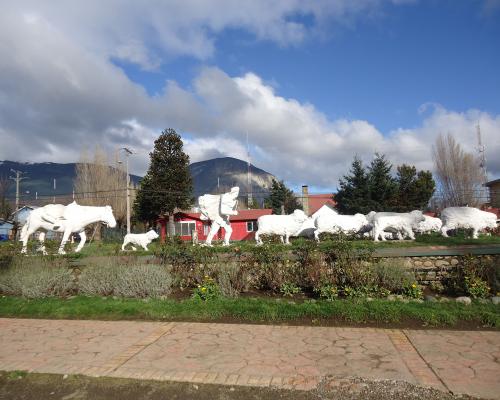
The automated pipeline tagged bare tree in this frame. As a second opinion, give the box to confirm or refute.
[74,146,135,229]
[432,133,484,207]
[0,175,13,220]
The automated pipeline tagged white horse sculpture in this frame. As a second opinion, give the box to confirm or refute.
[20,201,117,255]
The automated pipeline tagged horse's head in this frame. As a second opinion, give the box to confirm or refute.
[102,205,117,228]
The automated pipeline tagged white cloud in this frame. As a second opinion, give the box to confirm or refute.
[1,0,498,192]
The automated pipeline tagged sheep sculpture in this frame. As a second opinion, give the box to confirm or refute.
[313,213,369,242]
[255,209,308,245]
[440,207,497,239]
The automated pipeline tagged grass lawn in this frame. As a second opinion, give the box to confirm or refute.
[2,232,499,259]
[0,296,498,329]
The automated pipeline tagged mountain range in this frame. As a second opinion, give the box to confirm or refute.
[0,157,275,204]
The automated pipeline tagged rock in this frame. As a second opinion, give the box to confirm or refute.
[491,296,500,305]
[438,296,450,303]
[423,261,433,268]
[456,296,472,305]
[411,299,424,303]
[424,295,436,302]
[387,295,396,302]
[435,260,449,267]
[413,261,423,267]
[395,294,404,300]
[478,298,489,304]
[450,259,459,266]
[366,297,374,302]
[63,374,68,380]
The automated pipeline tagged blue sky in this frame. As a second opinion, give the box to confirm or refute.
[1,0,499,190]
[117,0,500,133]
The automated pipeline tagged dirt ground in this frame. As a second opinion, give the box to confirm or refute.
[0,372,480,400]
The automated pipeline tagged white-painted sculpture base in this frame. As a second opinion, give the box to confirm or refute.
[121,229,159,251]
[198,187,239,246]
[20,202,117,255]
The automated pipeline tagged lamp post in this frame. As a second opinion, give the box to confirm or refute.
[120,148,133,234]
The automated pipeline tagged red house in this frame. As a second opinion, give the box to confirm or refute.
[157,209,273,242]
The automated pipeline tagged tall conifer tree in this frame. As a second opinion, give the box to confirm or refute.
[134,129,193,227]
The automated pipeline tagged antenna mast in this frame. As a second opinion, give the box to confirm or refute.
[476,123,488,203]
[246,132,252,209]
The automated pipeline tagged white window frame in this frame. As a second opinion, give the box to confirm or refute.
[246,220,257,232]
[175,221,196,236]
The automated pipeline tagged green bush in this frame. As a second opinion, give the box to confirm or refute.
[192,275,220,301]
[371,259,416,293]
[314,283,339,301]
[78,264,172,298]
[279,282,301,297]
[0,257,74,299]
[444,254,497,297]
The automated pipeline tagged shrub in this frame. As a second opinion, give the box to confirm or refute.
[371,259,416,293]
[279,282,301,297]
[215,262,250,298]
[192,275,220,301]
[78,263,172,298]
[0,257,74,298]
[314,283,339,301]
[404,282,423,299]
[464,275,490,299]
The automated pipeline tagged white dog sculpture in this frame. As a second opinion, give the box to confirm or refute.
[198,187,239,246]
[20,201,117,255]
[121,229,159,251]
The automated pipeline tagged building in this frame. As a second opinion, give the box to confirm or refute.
[0,219,14,241]
[157,209,273,242]
[300,185,336,216]
[485,178,500,208]
[10,205,37,226]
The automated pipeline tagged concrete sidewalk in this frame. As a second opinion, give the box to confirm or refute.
[0,318,498,399]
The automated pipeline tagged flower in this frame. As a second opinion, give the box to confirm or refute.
[412,283,417,288]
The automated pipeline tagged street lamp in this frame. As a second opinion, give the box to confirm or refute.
[119,147,134,234]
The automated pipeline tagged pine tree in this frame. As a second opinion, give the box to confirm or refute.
[265,179,302,214]
[335,157,372,214]
[134,129,193,226]
[394,165,435,211]
[368,153,397,211]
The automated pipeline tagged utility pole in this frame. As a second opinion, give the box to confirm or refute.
[53,178,56,203]
[120,147,134,234]
[476,123,488,203]
[9,169,27,211]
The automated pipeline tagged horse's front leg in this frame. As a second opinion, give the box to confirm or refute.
[75,231,86,252]
[58,229,72,255]
[37,232,48,255]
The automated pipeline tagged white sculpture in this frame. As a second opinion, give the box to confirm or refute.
[414,215,443,235]
[121,229,159,251]
[198,187,239,246]
[255,209,308,245]
[20,201,117,255]
[295,205,338,238]
[440,207,497,239]
[314,213,369,242]
[371,210,425,242]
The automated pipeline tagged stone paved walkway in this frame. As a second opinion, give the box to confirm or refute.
[0,318,498,399]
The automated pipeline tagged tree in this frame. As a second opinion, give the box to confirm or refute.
[432,133,484,207]
[134,128,193,230]
[0,175,12,220]
[335,157,372,214]
[394,165,435,212]
[74,146,132,229]
[264,179,302,214]
[335,154,435,213]
[367,153,397,211]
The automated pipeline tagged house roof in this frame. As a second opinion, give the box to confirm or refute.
[176,209,273,222]
[485,178,500,187]
[306,194,336,215]
[11,205,37,215]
